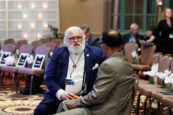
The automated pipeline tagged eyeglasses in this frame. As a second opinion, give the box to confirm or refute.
[69,36,82,41]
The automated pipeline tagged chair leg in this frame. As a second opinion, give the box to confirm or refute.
[0,71,4,88]
[144,96,149,115]
[30,75,33,95]
[169,107,172,115]
[14,72,19,94]
[12,73,15,92]
[158,101,160,110]
[148,97,152,115]
[159,104,163,115]
[136,93,141,115]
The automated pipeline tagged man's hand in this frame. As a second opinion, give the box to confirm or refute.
[67,99,75,109]
[60,91,75,100]
[73,96,82,100]
[67,96,82,109]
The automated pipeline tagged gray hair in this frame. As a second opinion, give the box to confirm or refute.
[80,24,90,32]
[64,26,85,46]
[130,23,139,30]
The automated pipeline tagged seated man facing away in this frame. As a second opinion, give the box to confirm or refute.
[34,26,106,115]
[55,30,135,115]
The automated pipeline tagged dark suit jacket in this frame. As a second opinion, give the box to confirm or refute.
[42,46,106,103]
[86,33,99,47]
[122,33,143,48]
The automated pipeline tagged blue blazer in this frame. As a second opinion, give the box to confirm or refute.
[43,46,106,103]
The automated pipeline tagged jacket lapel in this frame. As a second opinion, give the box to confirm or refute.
[62,48,69,85]
[84,47,90,83]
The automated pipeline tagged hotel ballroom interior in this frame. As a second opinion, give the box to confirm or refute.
[0,0,173,115]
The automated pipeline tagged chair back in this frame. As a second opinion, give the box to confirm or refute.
[151,53,161,65]
[141,45,156,65]
[3,44,16,55]
[46,41,56,52]
[0,42,1,51]
[16,39,28,50]
[171,61,173,73]
[34,45,50,70]
[123,43,138,64]
[34,45,50,57]
[4,38,15,45]
[31,40,40,50]
[158,55,172,72]
[19,44,32,55]
[52,39,62,48]
[39,38,49,44]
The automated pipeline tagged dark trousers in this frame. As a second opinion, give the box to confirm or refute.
[25,75,43,90]
[34,100,61,115]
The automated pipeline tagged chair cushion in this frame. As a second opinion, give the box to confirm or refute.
[1,66,17,72]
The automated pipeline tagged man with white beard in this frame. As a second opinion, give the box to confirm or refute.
[34,26,106,115]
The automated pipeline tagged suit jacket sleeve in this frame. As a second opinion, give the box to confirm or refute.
[122,34,129,45]
[74,61,117,107]
[45,48,67,96]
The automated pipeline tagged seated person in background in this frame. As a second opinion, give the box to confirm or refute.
[55,30,135,115]
[122,23,144,52]
[141,26,156,45]
[34,26,106,115]
[80,24,100,47]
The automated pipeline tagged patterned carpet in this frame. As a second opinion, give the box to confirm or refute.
[0,88,44,115]
[0,75,170,115]
[0,88,160,115]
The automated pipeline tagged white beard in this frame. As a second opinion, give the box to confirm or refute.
[69,43,84,54]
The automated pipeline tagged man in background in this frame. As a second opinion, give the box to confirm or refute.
[80,24,99,47]
[122,23,144,49]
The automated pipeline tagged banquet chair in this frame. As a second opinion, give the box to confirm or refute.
[0,44,16,89]
[160,61,173,115]
[3,38,15,45]
[31,40,40,51]
[131,45,156,78]
[52,38,62,48]
[46,42,56,52]
[16,39,28,50]
[141,45,156,65]
[16,40,28,57]
[158,54,172,72]
[150,55,172,105]
[0,44,32,93]
[136,53,161,115]
[39,38,49,44]
[46,42,56,57]
[2,43,16,55]
[17,45,50,95]
[18,44,32,55]
[137,55,172,115]
[123,43,139,64]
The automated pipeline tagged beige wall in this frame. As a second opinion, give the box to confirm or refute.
[59,0,104,37]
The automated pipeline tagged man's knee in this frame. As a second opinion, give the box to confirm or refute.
[34,103,48,115]
[34,101,60,115]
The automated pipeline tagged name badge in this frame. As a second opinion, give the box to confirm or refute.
[169,34,173,39]
[66,79,75,85]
